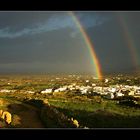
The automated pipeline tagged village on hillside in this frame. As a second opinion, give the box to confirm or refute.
[0,74,140,128]
[1,75,140,100]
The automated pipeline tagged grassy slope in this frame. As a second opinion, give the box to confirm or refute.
[48,95,140,128]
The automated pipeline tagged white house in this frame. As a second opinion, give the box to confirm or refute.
[54,89,60,93]
[100,92,108,95]
[41,89,53,94]
[108,87,116,93]
[115,92,124,97]
[135,88,140,95]
[128,90,135,96]
[0,89,15,93]
[75,85,80,89]
[54,87,67,92]
[93,86,103,92]
[92,83,96,87]
[104,92,114,99]
[81,89,88,94]
[105,79,109,83]
[69,87,76,91]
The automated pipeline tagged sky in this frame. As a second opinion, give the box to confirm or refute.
[0,11,140,75]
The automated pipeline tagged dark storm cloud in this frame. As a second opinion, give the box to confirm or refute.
[0,28,86,63]
[0,11,139,74]
[0,25,93,74]
[85,12,140,73]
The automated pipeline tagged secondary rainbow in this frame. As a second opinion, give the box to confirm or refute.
[69,12,103,79]
[117,13,139,71]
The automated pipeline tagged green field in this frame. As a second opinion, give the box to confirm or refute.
[47,95,140,128]
[0,75,140,128]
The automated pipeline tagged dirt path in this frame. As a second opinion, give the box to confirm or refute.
[0,98,45,128]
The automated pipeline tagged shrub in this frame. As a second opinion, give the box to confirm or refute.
[40,100,80,128]
[23,99,44,108]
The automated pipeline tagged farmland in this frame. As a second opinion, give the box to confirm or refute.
[0,74,140,128]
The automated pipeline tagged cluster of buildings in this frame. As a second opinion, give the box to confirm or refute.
[0,89,16,93]
[1,78,140,100]
[40,83,92,95]
[40,82,140,99]
[93,85,140,99]
[0,89,35,94]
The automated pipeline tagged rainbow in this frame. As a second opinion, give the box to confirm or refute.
[117,13,139,71]
[69,12,103,79]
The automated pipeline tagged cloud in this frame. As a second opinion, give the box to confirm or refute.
[69,12,111,38]
[0,13,110,39]
[0,14,76,38]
